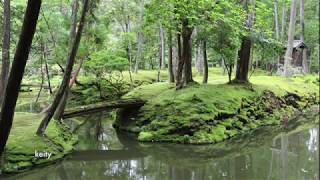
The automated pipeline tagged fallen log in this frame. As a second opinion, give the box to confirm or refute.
[63,99,145,118]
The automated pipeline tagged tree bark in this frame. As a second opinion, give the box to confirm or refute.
[300,0,308,74]
[168,30,175,83]
[181,19,194,86]
[281,0,286,39]
[70,0,79,45]
[0,0,11,106]
[196,41,204,75]
[274,0,281,69]
[0,0,41,157]
[234,0,255,83]
[202,40,208,84]
[176,32,184,89]
[53,0,80,121]
[235,37,252,82]
[44,57,53,94]
[134,0,144,73]
[159,24,165,69]
[283,0,298,77]
[37,0,89,135]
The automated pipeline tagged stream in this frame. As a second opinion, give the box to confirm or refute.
[4,112,319,180]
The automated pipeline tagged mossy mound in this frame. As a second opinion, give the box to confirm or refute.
[1,113,78,174]
[115,76,319,144]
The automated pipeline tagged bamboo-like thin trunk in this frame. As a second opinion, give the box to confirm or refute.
[283,0,298,77]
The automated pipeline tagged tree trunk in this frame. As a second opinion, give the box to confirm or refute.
[36,49,45,103]
[196,41,204,75]
[70,0,79,45]
[37,0,89,135]
[181,19,194,87]
[234,0,255,83]
[0,0,11,106]
[53,58,84,121]
[300,0,308,74]
[53,0,77,120]
[203,41,208,84]
[176,32,184,89]
[283,0,298,77]
[168,30,175,83]
[274,0,281,69]
[281,0,286,39]
[44,58,53,94]
[159,24,165,69]
[53,0,81,121]
[134,0,144,73]
[235,38,252,83]
[0,0,41,157]
[222,59,226,75]
[36,40,46,103]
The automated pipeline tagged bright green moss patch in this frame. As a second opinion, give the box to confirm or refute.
[1,113,78,173]
[116,76,319,144]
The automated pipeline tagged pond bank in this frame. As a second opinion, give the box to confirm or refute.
[114,76,319,144]
[0,113,78,174]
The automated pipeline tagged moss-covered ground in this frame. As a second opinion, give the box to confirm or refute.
[1,113,78,174]
[115,75,319,144]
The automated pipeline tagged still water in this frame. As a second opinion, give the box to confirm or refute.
[5,113,319,180]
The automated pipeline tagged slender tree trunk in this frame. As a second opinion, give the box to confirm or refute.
[53,0,80,120]
[196,41,204,75]
[54,58,84,121]
[134,0,144,73]
[70,0,79,44]
[44,58,52,94]
[222,59,226,75]
[284,0,298,77]
[202,40,208,84]
[37,0,89,135]
[176,32,184,89]
[159,24,165,69]
[36,49,44,103]
[53,0,80,121]
[36,40,46,103]
[281,0,286,39]
[0,0,41,157]
[0,0,11,106]
[274,0,281,69]
[300,0,308,74]
[168,30,175,83]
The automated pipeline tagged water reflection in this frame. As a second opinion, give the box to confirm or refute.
[5,114,319,180]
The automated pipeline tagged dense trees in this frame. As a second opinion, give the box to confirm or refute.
[0,0,318,152]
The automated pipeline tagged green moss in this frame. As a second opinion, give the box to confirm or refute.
[2,113,78,174]
[138,132,154,141]
[116,75,318,144]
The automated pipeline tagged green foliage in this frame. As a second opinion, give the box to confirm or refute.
[85,50,129,75]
